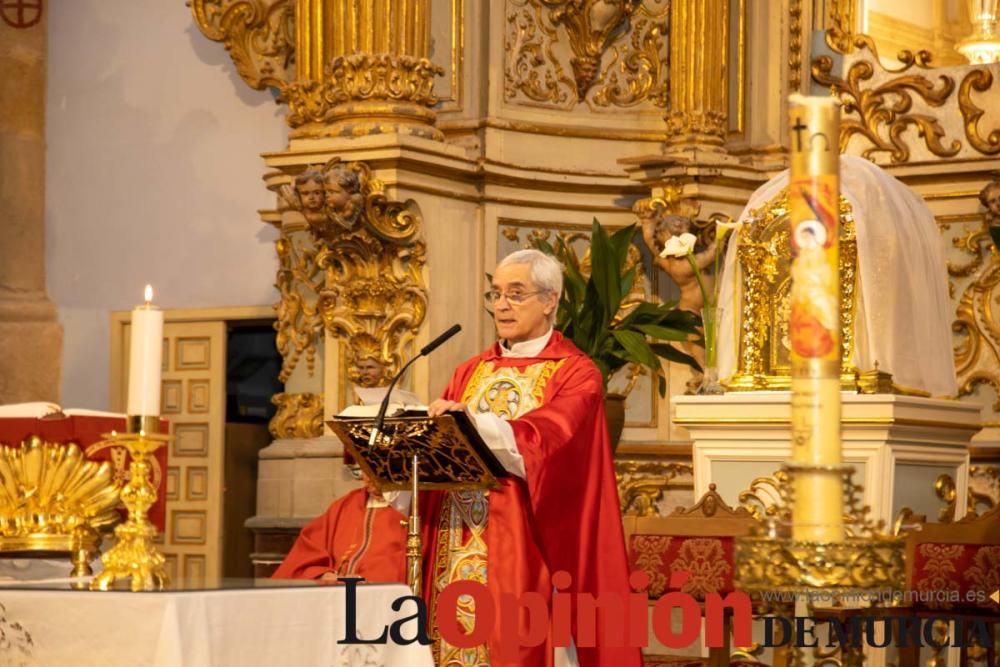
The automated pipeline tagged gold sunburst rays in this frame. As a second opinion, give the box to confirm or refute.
[0,437,121,537]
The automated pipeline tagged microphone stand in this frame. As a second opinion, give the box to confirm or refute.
[366,324,461,595]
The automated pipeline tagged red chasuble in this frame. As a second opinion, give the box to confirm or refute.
[272,488,407,583]
[423,331,641,667]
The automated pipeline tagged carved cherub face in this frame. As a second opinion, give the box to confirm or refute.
[324,180,349,211]
[324,169,362,227]
[353,357,386,388]
[665,215,691,236]
[296,180,324,211]
[652,214,692,246]
[981,181,1000,218]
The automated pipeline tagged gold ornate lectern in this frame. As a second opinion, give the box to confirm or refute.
[327,411,505,594]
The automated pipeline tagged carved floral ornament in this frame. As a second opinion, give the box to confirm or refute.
[272,159,428,393]
[811,32,1000,163]
[504,0,668,109]
[269,392,324,439]
[189,0,295,93]
[951,179,1000,412]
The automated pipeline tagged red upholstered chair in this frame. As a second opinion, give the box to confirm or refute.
[623,484,782,667]
[900,506,1000,667]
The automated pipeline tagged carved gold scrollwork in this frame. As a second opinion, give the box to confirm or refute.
[948,225,992,279]
[812,39,961,163]
[934,473,961,522]
[504,0,668,109]
[274,237,323,383]
[268,392,325,439]
[592,17,668,108]
[739,468,887,538]
[953,182,1000,411]
[958,69,1000,156]
[615,460,693,517]
[326,54,443,107]
[281,159,430,383]
[824,0,858,54]
[505,1,574,105]
[281,80,328,128]
[190,0,294,93]
[788,0,803,90]
[954,258,1000,409]
[969,464,999,513]
[541,0,641,100]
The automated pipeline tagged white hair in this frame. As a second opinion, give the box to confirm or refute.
[496,249,563,322]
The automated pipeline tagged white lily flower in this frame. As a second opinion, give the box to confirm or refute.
[660,232,697,258]
[716,218,740,232]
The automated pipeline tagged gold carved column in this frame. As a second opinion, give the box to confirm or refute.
[0,7,63,403]
[285,0,443,140]
[666,0,730,151]
[192,0,442,140]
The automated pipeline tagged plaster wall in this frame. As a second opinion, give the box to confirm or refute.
[46,0,286,409]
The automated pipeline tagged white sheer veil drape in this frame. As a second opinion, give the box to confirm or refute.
[717,155,957,397]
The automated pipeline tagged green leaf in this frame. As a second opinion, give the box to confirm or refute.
[635,324,693,342]
[611,330,660,371]
[659,308,702,333]
[650,343,702,372]
[588,219,620,329]
[534,238,556,256]
[657,374,667,398]
[619,265,636,303]
[608,223,637,275]
[617,301,665,328]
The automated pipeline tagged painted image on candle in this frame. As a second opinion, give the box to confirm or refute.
[789,247,837,358]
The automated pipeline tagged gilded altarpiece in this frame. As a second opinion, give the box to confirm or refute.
[807,31,1000,512]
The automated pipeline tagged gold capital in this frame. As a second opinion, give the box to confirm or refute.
[191,0,443,138]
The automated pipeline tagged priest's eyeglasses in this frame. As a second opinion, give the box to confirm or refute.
[486,289,545,306]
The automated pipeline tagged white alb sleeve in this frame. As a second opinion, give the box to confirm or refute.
[381,491,412,516]
[471,411,525,479]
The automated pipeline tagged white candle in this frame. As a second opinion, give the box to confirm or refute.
[127,285,164,416]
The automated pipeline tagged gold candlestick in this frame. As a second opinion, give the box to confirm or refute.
[90,416,170,591]
[787,95,845,543]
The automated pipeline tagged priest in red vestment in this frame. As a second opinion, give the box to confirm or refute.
[271,479,408,583]
[425,249,642,667]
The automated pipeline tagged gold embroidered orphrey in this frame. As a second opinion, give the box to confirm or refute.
[430,358,566,666]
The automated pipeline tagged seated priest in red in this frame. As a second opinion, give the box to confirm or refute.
[271,476,407,582]
[424,249,641,667]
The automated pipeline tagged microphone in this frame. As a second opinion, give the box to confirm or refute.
[369,324,462,446]
[420,323,462,357]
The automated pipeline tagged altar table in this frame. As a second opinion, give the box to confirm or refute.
[0,579,434,667]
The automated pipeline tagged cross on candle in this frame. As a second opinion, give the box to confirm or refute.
[127,285,164,417]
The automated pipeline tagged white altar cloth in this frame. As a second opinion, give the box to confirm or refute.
[0,580,434,667]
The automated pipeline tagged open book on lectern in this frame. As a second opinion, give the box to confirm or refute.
[327,407,508,493]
